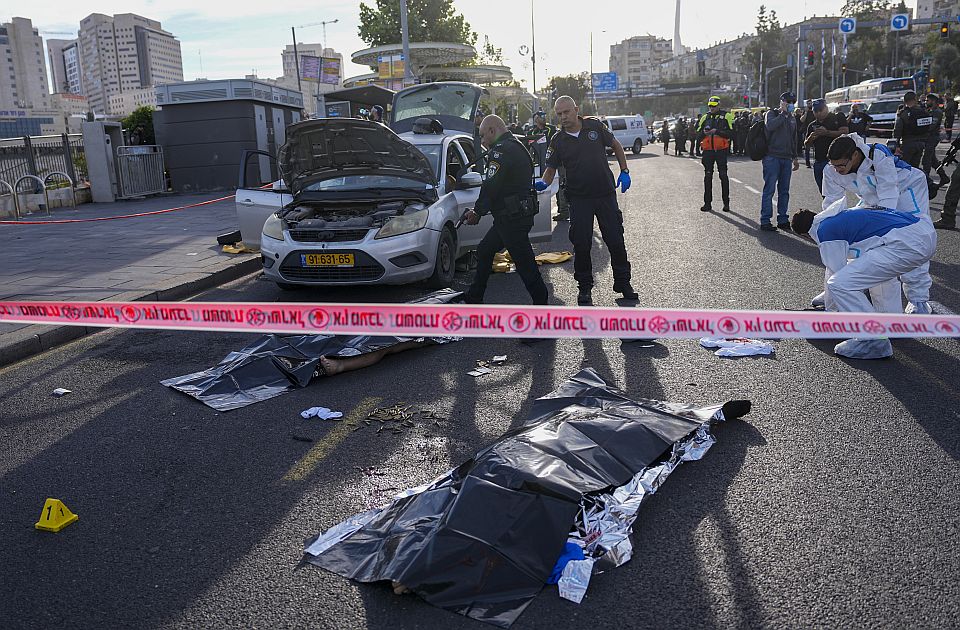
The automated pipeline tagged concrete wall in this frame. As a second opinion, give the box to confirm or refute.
[0,186,92,218]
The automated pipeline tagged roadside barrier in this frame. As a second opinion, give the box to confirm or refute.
[1,300,957,340]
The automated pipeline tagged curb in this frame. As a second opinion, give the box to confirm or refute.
[0,256,261,369]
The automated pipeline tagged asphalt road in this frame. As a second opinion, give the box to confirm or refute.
[1,146,959,629]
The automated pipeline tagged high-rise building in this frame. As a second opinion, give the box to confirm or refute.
[0,17,51,112]
[917,0,960,20]
[78,13,183,116]
[609,36,674,88]
[281,43,343,84]
[47,38,83,95]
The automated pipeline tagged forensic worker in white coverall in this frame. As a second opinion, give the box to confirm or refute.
[816,134,934,315]
[791,206,937,359]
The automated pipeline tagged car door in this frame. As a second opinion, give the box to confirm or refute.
[235,150,291,249]
[449,138,490,252]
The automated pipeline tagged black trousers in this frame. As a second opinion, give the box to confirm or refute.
[568,192,631,288]
[901,138,925,169]
[467,215,548,304]
[941,165,960,224]
[701,150,730,206]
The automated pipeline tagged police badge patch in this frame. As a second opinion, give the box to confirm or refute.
[486,162,500,178]
[588,130,599,141]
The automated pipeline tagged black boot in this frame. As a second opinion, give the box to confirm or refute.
[577,286,593,306]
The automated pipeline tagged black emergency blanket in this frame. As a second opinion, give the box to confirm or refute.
[301,368,749,627]
[161,289,461,411]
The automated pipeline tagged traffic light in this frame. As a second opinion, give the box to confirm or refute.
[806,50,815,67]
[841,63,847,74]
[940,23,949,39]
[930,77,936,86]
[697,60,706,77]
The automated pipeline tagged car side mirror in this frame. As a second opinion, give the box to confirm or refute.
[458,172,483,189]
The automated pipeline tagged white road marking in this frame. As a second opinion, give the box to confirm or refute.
[745,186,762,195]
[729,177,743,184]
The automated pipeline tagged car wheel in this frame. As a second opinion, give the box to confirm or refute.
[426,227,456,288]
[276,282,303,291]
[632,139,643,154]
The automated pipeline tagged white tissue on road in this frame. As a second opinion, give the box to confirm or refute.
[699,337,775,357]
[301,406,344,420]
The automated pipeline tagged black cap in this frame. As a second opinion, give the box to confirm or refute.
[812,99,828,112]
[780,91,797,104]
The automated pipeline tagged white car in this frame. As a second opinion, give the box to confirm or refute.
[243,82,554,289]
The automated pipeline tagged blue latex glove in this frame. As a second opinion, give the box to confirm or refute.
[534,179,549,192]
[616,171,631,193]
[547,542,585,584]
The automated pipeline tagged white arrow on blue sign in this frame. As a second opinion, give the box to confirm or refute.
[891,14,909,31]
[839,17,857,34]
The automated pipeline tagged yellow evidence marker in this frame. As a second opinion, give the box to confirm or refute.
[35,498,79,532]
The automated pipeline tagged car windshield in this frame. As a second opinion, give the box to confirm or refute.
[868,101,901,114]
[303,174,433,192]
[415,144,442,179]
[394,84,475,124]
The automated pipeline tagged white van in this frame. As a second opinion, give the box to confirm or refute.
[603,115,649,154]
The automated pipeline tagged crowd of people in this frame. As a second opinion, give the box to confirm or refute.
[460,90,954,361]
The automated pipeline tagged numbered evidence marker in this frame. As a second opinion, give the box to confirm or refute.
[35,498,79,532]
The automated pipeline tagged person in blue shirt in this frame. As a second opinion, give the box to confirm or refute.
[790,206,937,359]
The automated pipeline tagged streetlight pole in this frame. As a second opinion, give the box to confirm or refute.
[531,0,537,109]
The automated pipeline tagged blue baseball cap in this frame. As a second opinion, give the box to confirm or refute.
[812,99,828,112]
[779,91,797,104]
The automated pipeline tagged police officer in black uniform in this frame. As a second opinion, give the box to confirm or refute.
[537,96,637,306]
[922,92,944,177]
[894,91,935,168]
[846,102,872,137]
[462,115,548,306]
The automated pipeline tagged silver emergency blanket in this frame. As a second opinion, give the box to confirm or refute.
[161,289,462,411]
[300,368,750,627]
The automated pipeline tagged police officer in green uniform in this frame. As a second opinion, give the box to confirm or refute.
[462,115,548,306]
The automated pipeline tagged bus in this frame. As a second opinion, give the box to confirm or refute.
[847,77,917,102]
[824,87,850,108]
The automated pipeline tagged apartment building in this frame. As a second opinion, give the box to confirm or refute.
[0,17,51,112]
[78,13,183,116]
[609,36,674,88]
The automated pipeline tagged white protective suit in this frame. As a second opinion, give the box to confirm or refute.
[809,207,937,358]
[820,134,933,312]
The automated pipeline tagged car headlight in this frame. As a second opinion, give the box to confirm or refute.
[375,208,429,239]
[262,214,284,241]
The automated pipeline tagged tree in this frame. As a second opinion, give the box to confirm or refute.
[122,106,155,145]
[476,35,503,65]
[358,0,477,48]
[545,73,592,113]
[743,5,785,106]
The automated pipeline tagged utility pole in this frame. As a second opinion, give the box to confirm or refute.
[400,0,412,82]
[292,27,302,92]
[589,32,598,115]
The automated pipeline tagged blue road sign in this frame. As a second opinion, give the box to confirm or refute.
[592,72,619,94]
[891,14,909,31]
[839,17,857,34]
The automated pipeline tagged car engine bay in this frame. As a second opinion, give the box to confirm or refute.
[280,200,427,230]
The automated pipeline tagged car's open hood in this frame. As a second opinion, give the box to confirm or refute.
[278,119,436,196]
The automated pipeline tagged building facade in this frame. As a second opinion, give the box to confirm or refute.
[658,34,754,85]
[0,17,51,112]
[107,87,157,116]
[917,0,960,19]
[609,36,674,88]
[51,92,89,133]
[47,38,84,95]
[78,13,183,116]
[279,43,343,117]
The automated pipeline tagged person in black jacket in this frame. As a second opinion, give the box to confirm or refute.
[462,115,548,306]
[921,93,944,177]
[659,122,670,154]
[895,91,935,168]
[845,103,873,137]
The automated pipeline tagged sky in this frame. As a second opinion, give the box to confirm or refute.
[7,0,919,91]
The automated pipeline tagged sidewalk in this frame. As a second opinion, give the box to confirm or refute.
[0,193,260,367]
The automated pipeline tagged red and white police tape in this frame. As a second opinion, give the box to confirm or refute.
[2,300,959,340]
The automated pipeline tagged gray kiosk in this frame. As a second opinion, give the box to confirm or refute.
[154,79,304,193]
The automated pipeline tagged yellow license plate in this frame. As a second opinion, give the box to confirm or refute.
[301,253,355,267]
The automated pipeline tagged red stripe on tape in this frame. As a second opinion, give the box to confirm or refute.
[1,300,958,340]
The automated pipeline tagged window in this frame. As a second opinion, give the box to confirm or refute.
[609,118,627,131]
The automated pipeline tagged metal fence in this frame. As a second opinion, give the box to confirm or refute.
[0,134,87,192]
[116,145,165,198]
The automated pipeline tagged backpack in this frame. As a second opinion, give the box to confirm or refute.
[746,119,768,161]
